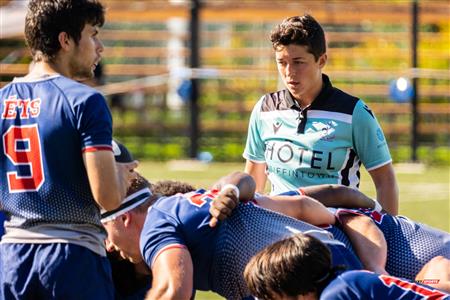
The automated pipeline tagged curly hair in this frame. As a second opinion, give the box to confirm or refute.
[270,14,326,61]
[25,0,105,61]
[152,180,196,197]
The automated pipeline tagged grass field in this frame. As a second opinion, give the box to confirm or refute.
[137,161,450,300]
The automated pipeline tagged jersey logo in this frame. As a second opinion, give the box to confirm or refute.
[186,189,219,208]
[379,274,448,299]
[273,121,282,134]
[306,121,337,142]
[2,95,41,119]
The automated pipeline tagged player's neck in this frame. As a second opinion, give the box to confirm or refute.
[27,59,71,79]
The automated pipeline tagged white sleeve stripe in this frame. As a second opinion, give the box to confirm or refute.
[365,159,392,171]
[151,243,187,267]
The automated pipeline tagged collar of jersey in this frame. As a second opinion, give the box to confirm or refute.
[13,74,61,83]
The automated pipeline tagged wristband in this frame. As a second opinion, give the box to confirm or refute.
[373,200,383,212]
[221,184,240,200]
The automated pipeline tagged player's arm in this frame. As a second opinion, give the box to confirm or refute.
[352,101,398,215]
[145,247,193,300]
[368,163,398,215]
[337,212,388,275]
[83,150,138,211]
[259,194,335,226]
[300,184,379,210]
[209,171,256,227]
[244,160,267,194]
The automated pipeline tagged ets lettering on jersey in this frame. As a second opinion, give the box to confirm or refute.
[1,95,41,119]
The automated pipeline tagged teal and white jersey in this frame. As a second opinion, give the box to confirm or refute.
[243,74,392,195]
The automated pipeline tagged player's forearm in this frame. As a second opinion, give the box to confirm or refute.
[294,196,336,225]
[214,171,256,202]
[339,213,388,275]
[302,184,375,209]
[145,286,191,300]
[244,160,267,194]
[83,151,122,210]
[375,182,398,215]
[370,164,399,215]
[265,195,335,226]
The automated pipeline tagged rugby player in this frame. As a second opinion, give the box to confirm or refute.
[244,233,449,300]
[0,1,137,298]
[103,170,449,299]
[101,173,362,299]
[211,181,450,285]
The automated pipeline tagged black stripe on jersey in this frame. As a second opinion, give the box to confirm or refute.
[260,74,360,115]
[340,149,357,186]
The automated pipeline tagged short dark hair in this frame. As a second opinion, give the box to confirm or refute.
[270,15,326,61]
[152,180,196,197]
[25,0,105,61]
[127,173,159,214]
[244,233,333,299]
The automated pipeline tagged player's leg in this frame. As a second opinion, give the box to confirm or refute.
[415,256,450,293]
[41,243,114,299]
[1,243,114,299]
[0,243,40,299]
[337,212,388,274]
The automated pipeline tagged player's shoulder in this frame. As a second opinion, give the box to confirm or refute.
[338,269,377,282]
[51,76,103,101]
[260,89,293,112]
[151,189,217,214]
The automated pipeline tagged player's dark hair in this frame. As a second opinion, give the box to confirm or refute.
[25,0,105,61]
[152,180,196,197]
[127,173,159,214]
[244,233,339,299]
[270,14,326,61]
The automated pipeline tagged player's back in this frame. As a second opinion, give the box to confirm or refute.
[211,203,352,299]
[0,75,112,254]
[320,270,449,299]
[345,209,450,279]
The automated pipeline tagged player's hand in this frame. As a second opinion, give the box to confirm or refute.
[209,187,239,227]
[116,160,139,197]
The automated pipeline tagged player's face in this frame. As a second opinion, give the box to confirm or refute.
[103,217,143,264]
[275,44,326,103]
[69,24,103,80]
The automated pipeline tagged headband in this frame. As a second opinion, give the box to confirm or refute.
[101,187,152,223]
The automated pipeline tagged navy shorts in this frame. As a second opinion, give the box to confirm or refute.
[0,243,114,300]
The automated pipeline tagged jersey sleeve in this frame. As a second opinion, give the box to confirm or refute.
[140,206,186,268]
[243,97,266,163]
[352,100,392,171]
[77,92,113,152]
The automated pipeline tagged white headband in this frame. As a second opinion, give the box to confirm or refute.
[101,188,152,223]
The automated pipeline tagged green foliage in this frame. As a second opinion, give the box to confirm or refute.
[391,146,450,165]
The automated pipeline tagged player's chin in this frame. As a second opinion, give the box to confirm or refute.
[124,253,143,264]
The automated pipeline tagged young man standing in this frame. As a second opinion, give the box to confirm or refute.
[0,0,137,298]
[243,15,398,214]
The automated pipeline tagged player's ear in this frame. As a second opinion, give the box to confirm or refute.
[58,32,73,52]
[122,212,132,227]
[318,53,327,68]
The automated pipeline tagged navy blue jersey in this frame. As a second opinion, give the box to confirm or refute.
[277,189,450,280]
[0,75,112,230]
[337,208,450,280]
[320,270,449,300]
[140,189,360,299]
